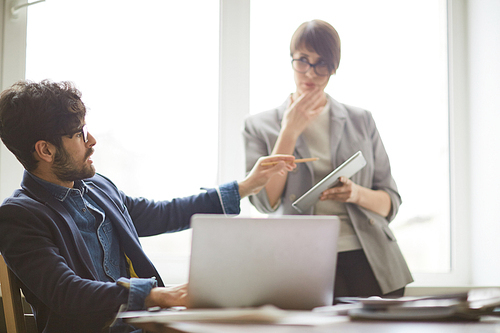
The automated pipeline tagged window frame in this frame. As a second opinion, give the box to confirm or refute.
[411,0,471,286]
[0,0,472,287]
[0,0,27,201]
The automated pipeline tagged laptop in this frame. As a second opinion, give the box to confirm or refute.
[186,214,340,310]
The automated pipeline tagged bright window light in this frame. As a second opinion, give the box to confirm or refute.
[249,0,449,274]
[26,0,220,284]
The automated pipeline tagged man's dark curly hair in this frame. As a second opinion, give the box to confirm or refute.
[0,80,86,172]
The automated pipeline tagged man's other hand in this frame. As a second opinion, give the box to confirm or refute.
[144,283,188,309]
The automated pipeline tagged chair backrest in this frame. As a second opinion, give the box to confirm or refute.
[0,255,27,333]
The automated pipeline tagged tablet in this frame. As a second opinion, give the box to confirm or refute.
[292,151,367,213]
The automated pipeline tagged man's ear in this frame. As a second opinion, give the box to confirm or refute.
[33,140,56,163]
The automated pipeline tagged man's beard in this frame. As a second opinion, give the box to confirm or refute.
[52,146,95,182]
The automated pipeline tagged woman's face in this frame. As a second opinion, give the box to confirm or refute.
[292,48,332,96]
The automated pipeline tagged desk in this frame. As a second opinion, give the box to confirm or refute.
[129,316,500,333]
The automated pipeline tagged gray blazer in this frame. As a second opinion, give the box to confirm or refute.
[243,95,413,293]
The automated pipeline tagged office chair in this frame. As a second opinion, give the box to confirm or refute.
[0,255,29,333]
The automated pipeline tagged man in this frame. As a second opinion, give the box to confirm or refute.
[0,80,296,332]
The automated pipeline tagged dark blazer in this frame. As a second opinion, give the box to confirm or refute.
[0,171,225,332]
[243,95,413,294]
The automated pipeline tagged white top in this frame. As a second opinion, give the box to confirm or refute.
[302,101,362,252]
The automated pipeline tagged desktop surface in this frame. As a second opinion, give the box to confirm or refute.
[130,316,500,333]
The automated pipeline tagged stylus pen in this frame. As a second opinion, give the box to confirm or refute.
[261,157,319,166]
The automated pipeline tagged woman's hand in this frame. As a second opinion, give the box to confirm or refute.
[238,155,296,198]
[265,90,324,208]
[320,177,360,203]
[281,88,325,139]
[320,177,392,217]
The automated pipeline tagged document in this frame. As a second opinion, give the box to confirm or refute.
[119,305,348,326]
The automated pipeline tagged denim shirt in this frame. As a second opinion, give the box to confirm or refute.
[30,174,240,316]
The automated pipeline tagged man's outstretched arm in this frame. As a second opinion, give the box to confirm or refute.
[238,155,296,198]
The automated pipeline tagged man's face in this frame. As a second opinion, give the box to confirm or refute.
[52,126,96,182]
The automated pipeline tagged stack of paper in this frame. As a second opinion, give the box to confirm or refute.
[317,288,500,321]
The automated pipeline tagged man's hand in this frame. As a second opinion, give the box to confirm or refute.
[238,155,296,198]
[144,283,188,309]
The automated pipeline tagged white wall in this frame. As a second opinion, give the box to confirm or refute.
[468,0,500,285]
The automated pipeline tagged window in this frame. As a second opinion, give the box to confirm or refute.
[1,0,482,287]
[25,0,220,283]
[249,0,451,275]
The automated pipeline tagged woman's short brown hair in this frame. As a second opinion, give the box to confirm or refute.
[290,19,341,74]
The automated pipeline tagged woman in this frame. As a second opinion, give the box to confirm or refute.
[243,19,412,299]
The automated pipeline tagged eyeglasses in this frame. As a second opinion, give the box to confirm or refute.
[291,58,331,76]
[79,124,89,143]
[31,125,89,152]
[69,125,89,143]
